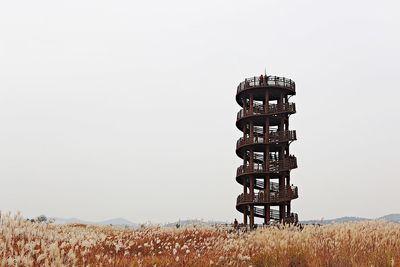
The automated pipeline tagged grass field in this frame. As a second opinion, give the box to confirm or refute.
[1,213,400,266]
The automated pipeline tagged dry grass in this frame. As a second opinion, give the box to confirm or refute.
[1,213,400,267]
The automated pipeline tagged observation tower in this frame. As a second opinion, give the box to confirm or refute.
[235,75,298,228]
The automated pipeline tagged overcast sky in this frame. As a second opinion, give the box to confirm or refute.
[1,0,399,223]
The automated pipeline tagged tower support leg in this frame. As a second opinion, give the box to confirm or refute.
[279,204,285,223]
[250,206,254,229]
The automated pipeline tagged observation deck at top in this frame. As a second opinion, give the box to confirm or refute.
[236,76,296,106]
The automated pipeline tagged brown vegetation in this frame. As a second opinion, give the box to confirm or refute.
[1,213,400,266]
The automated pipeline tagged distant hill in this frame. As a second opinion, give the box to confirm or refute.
[53,217,138,228]
[97,218,138,227]
[51,214,400,227]
[163,219,228,228]
[301,214,400,225]
[301,216,368,225]
[53,217,91,225]
[378,214,400,222]
[52,217,224,228]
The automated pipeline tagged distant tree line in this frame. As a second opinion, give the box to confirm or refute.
[26,215,55,224]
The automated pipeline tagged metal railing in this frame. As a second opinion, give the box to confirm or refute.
[255,180,279,191]
[236,130,296,148]
[237,186,298,205]
[251,207,298,223]
[237,102,296,120]
[237,157,297,176]
[237,75,296,94]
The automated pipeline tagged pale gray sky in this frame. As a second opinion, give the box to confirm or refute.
[1,0,399,223]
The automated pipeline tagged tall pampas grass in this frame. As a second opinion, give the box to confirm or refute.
[0,213,399,266]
